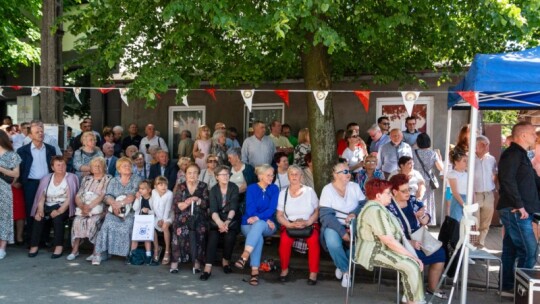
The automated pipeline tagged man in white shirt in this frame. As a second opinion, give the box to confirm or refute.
[22,120,62,155]
[139,124,168,164]
[474,135,498,248]
[241,121,275,167]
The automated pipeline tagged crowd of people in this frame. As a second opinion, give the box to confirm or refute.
[0,114,537,303]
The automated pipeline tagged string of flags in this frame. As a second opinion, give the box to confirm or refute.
[0,85,479,114]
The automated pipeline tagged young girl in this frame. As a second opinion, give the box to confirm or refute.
[130,180,158,265]
[193,125,212,170]
[447,149,468,222]
[151,176,173,265]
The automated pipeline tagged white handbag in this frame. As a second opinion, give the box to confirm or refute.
[108,195,131,218]
[410,226,442,256]
[75,191,103,216]
[131,214,155,241]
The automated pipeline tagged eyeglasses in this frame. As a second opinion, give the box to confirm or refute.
[399,188,411,194]
[336,169,351,175]
[217,173,229,177]
[382,190,392,196]
[381,123,390,126]
[207,159,218,163]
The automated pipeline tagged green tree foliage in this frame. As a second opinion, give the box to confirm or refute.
[0,0,41,73]
[483,110,519,135]
[64,0,540,190]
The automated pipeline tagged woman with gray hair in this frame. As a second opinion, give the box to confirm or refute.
[211,130,229,166]
[226,147,257,213]
[73,131,104,180]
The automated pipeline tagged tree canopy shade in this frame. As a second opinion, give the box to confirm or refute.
[0,0,41,73]
[65,0,540,191]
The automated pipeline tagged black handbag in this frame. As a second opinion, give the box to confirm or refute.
[0,171,14,184]
[415,150,439,189]
[283,187,313,238]
[209,191,237,230]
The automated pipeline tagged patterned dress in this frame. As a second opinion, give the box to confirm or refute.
[73,148,104,180]
[293,143,311,168]
[171,181,209,264]
[71,175,112,245]
[413,148,439,225]
[94,174,142,257]
[0,151,22,244]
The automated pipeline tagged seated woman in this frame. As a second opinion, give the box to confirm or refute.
[273,152,290,191]
[170,163,209,274]
[131,152,149,179]
[28,156,79,258]
[199,154,218,189]
[276,165,319,285]
[204,165,240,280]
[73,131,104,180]
[93,157,142,265]
[319,162,365,288]
[69,157,112,261]
[226,147,257,213]
[388,156,426,200]
[355,154,384,194]
[388,174,447,299]
[356,179,424,304]
[210,130,229,166]
[234,164,279,286]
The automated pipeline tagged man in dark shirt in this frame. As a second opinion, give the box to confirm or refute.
[122,123,142,151]
[497,121,540,294]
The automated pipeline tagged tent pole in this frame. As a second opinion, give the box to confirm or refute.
[460,96,479,304]
[441,108,453,225]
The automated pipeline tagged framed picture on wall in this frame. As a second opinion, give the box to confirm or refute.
[168,106,206,158]
[375,97,434,137]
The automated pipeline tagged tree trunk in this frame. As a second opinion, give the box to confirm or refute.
[301,40,336,194]
[40,0,63,124]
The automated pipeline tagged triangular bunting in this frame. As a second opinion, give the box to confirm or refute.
[73,87,82,104]
[241,90,255,112]
[205,88,217,101]
[312,90,329,115]
[0,88,4,97]
[353,91,370,112]
[119,88,129,106]
[457,91,478,109]
[401,91,420,117]
[10,86,22,91]
[275,90,290,107]
[52,86,66,92]
[31,87,41,97]
[175,89,189,107]
[99,87,114,94]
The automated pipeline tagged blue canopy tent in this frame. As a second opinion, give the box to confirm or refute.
[443,47,540,303]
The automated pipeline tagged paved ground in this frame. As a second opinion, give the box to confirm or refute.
[0,226,510,303]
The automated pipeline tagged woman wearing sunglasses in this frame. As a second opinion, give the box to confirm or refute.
[340,130,367,174]
[199,154,218,189]
[319,162,366,288]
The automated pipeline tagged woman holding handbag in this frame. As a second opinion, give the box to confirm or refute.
[276,165,319,285]
[387,174,447,299]
[203,165,240,280]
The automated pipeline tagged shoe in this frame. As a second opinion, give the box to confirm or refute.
[86,254,95,261]
[223,265,232,274]
[500,290,514,298]
[28,250,39,258]
[341,273,351,288]
[307,278,317,286]
[66,252,79,261]
[148,257,159,266]
[169,268,179,274]
[193,267,201,274]
[335,268,343,280]
[0,250,6,259]
[279,273,289,282]
[426,289,448,299]
[234,257,247,269]
[51,252,63,259]
[249,273,259,286]
[144,255,153,265]
[92,255,101,265]
[199,272,211,281]
[161,251,170,265]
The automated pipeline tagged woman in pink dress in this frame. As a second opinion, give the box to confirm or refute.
[193,125,212,170]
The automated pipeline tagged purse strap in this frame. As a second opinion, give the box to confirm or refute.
[283,187,290,221]
[394,200,413,237]
[414,149,431,177]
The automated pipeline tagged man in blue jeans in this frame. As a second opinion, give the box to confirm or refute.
[497,121,540,296]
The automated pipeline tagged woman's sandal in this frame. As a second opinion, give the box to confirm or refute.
[162,251,170,265]
[249,273,259,286]
[234,257,247,269]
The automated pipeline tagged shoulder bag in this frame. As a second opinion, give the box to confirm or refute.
[209,190,237,230]
[415,150,439,189]
[284,187,314,238]
[395,201,441,256]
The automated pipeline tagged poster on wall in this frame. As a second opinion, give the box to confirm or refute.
[375,97,434,137]
[168,106,206,158]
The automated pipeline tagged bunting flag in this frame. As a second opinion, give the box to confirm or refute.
[312,90,328,115]
[205,88,217,101]
[0,88,4,97]
[10,86,22,90]
[98,87,114,94]
[52,86,66,92]
[401,91,420,116]
[73,87,82,104]
[353,90,370,112]
[274,90,290,107]
[182,95,189,107]
[119,88,129,106]
[31,86,41,97]
[241,90,255,112]
[457,91,479,109]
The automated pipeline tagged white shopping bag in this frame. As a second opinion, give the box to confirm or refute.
[131,214,154,241]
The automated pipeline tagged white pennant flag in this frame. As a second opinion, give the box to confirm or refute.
[73,87,82,104]
[119,88,129,106]
[176,89,189,107]
[401,91,420,117]
[31,87,41,97]
[241,90,255,112]
[0,88,4,97]
[312,90,329,115]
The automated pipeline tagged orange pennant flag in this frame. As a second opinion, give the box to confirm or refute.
[52,86,66,92]
[353,91,370,112]
[457,91,478,109]
[99,87,115,94]
[205,88,217,101]
[274,90,289,107]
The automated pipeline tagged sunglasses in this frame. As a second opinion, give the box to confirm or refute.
[336,169,351,175]
[365,161,376,164]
